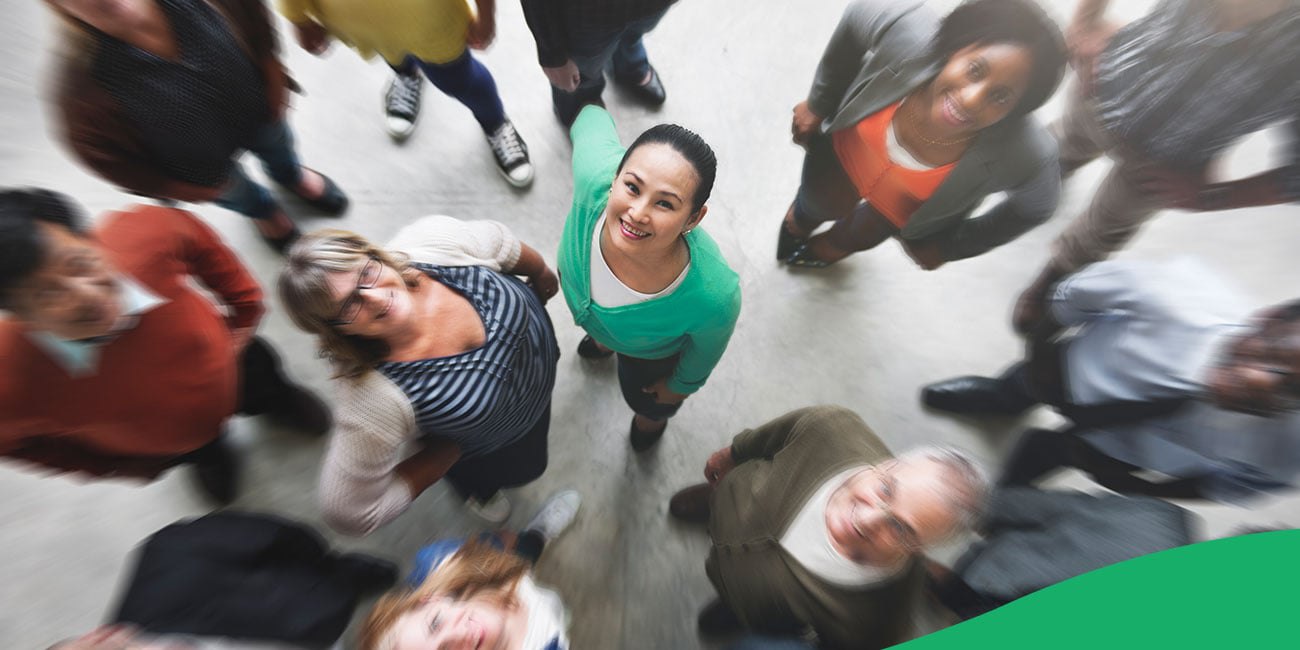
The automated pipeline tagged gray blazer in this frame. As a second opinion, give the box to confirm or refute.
[807,0,1061,259]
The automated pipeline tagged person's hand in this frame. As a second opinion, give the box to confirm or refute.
[543,60,581,92]
[466,13,496,50]
[1065,17,1117,96]
[642,378,688,406]
[704,445,736,485]
[791,100,822,148]
[527,266,560,304]
[229,326,254,353]
[55,625,170,650]
[1012,282,1049,336]
[294,20,331,55]
[1133,164,1210,211]
[903,241,946,271]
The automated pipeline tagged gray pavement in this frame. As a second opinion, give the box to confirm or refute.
[2,1,1298,648]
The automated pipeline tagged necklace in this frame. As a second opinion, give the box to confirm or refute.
[902,95,975,148]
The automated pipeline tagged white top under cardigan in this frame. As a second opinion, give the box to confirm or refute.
[317,216,524,536]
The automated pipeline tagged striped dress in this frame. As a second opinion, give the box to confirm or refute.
[376,263,559,459]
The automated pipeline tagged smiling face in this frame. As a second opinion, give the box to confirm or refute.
[389,595,512,650]
[824,459,958,567]
[9,222,122,340]
[603,143,707,260]
[920,42,1035,140]
[324,257,416,340]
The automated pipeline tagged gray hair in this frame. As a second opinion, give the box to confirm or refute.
[895,445,990,539]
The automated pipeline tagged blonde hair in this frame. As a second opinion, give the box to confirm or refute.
[360,541,530,650]
[278,229,422,378]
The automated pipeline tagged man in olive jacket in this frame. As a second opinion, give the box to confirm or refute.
[670,406,988,649]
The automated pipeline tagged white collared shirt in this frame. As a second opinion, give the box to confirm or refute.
[27,275,167,377]
[780,465,903,587]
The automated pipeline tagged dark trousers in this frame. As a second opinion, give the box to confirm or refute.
[394,51,506,133]
[180,336,292,466]
[1001,426,1205,499]
[444,404,551,501]
[616,353,683,421]
[791,133,902,253]
[551,7,669,123]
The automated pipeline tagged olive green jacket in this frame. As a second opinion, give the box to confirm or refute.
[707,406,923,650]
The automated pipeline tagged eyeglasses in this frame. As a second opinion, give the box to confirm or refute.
[328,257,382,326]
[858,468,923,552]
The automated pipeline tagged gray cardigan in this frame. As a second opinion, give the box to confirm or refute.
[808,0,1061,259]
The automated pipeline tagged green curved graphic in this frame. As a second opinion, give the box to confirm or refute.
[900,529,1300,648]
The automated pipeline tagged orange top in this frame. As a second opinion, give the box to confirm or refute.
[832,102,955,228]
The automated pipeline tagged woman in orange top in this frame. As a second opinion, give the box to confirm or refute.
[779,0,1067,269]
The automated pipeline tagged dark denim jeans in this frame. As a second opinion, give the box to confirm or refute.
[552,7,670,122]
[215,120,303,221]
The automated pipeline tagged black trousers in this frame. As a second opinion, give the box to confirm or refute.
[444,404,551,501]
[616,353,683,420]
[179,336,293,466]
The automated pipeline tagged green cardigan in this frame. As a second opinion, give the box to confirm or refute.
[557,106,742,395]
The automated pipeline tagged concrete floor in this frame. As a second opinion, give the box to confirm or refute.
[3,0,1299,648]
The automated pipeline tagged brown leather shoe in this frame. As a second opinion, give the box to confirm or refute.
[669,483,713,524]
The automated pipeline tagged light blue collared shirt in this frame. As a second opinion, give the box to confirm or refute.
[27,276,167,377]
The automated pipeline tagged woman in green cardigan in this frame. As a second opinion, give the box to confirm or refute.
[558,105,741,451]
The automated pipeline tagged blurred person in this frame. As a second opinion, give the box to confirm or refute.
[777,0,1067,269]
[279,216,560,534]
[667,406,988,648]
[45,0,349,252]
[1013,0,1300,331]
[726,638,816,650]
[279,0,534,187]
[925,488,1192,620]
[520,0,678,127]
[359,489,582,650]
[557,105,740,452]
[0,189,328,505]
[52,511,399,650]
[923,258,1300,423]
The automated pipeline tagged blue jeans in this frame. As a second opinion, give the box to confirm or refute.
[215,120,303,221]
[552,8,669,123]
[395,51,507,133]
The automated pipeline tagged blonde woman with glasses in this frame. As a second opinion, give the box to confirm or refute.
[279,216,560,534]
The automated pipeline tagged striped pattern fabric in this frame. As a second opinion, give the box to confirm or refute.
[377,264,558,459]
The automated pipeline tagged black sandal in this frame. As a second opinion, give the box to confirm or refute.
[784,243,832,268]
[776,220,808,261]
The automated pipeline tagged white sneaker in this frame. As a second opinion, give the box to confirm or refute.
[485,120,534,187]
[384,71,422,141]
[465,492,511,523]
[523,489,582,544]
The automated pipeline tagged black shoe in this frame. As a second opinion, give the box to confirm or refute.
[776,219,807,261]
[577,335,614,359]
[260,224,301,255]
[696,598,742,639]
[629,416,667,452]
[334,552,398,594]
[268,383,332,436]
[615,65,667,106]
[669,483,712,524]
[279,168,349,216]
[921,376,1035,416]
[190,436,240,506]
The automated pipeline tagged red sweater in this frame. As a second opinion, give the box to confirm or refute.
[0,205,264,479]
